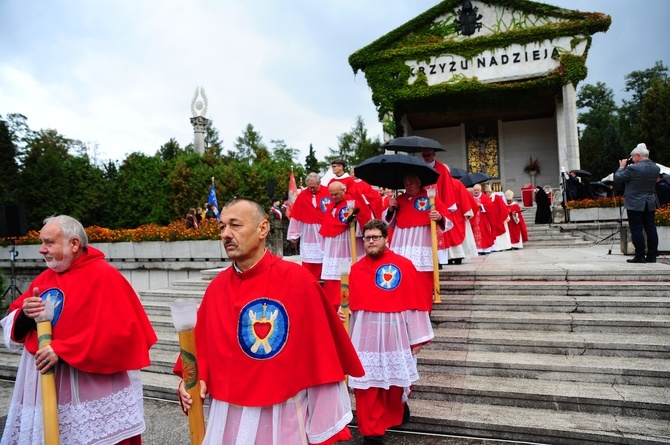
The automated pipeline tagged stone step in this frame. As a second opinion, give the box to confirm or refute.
[440,281,669,296]
[139,288,204,302]
[416,349,670,387]
[398,398,670,445]
[434,295,670,314]
[430,328,670,358]
[429,310,670,334]
[412,372,670,419]
[439,269,669,282]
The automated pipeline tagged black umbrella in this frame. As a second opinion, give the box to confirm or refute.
[662,173,670,186]
[590,181,610,190]
[382,136,445,154]
[459,172,493,188]
[570,169,592,178]
[449,166,467,178]
[354,154,439,190]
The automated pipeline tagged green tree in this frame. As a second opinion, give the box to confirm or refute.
[618,61,668,150]
[304,143,325,175]
[328,116,382,169]
[0,120,20,203]
[235,124,269,164]
[159,137,183,161]
[639,77,670,166]
[270,139,299,164]
[576,82,623,180]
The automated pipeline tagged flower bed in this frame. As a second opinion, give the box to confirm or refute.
[3,218,221,246]
[566,199,670,226]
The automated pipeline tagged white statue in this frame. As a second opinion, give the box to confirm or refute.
[191,86,208,118]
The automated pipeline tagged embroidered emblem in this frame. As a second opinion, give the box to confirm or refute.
[375,264,402,290]
[238,298,289,360]
[338,206,351,223]
[180,349,199,390]
[414,197,430,212]
[39,288,64,326]
[320,197,331,212]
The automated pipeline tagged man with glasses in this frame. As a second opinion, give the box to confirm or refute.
[614,143,661,263]
[286,172,330,280]
[345,219,434,445]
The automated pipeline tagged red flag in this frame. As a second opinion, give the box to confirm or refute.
[286,170,299,218]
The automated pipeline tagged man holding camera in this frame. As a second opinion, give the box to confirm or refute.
[614,143,661,263]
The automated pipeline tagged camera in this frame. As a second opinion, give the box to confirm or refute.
[625,157,634,168]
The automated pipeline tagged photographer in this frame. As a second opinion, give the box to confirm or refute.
[613,143,661,263]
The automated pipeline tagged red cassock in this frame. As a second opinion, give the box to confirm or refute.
[445,178,473,247]
[507,202,529,245]
[10,246,157,373]
[353,178,383,219]
[471,193,496,250]
[490,193,509,237]
[424,160,458,250]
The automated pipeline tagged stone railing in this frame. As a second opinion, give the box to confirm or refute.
[0,240,229,295]
[568,207,627,222]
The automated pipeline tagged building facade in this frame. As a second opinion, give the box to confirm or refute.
[349,0,610,195]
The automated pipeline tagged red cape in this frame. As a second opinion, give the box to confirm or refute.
[10,247,157,374]
[353,179,383,219]
[290,185,330,224]
[174,251,364,406]
[349,248,430,312]
[507,203,529,244]
[393,189,449,229]
[319,192,372,238]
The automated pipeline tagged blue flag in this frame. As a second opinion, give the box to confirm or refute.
[208,184,219,215]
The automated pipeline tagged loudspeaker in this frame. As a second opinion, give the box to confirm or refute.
[0,204,28,238]
[266,179,276,197]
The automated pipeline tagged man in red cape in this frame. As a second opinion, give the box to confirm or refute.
[1,215,157,445]
[286,172,330,280]
[346,219,434,444]
[319,181,371,307]
[420,148,462,264]
[505,189,529,249]
[175,198,364,445]
[470,184,497,254]
[384,173,452,307]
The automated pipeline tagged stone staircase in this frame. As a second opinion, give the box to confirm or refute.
[1,247,669,444]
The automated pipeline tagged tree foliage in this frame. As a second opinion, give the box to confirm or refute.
[327,116,383,170]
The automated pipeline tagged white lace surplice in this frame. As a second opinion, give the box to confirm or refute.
[202,381,352,445]
[286,219,324,263]
[388,226,436,272]
[321,231,364,280]
[0,311,145,445]
[348,310,434,390]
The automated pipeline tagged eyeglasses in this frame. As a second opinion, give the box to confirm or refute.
[363,235,383,242]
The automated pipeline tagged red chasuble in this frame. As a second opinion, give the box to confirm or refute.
[290,185,331,224]
[507,203,529,244]
[10,247,157,374]
[319,191,372,238]
[349,248,430,312]
[174,251,364,406]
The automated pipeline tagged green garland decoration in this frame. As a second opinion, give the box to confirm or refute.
[349,0,611,137]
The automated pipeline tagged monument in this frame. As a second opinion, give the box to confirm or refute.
[190,86,209,155]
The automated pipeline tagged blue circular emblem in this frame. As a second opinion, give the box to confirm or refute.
[39,288,64,326]
[238,298,289,360]
[320,197,331,212]
[337,206,351,223]
[375,264,402,290]
[414,197,431,212]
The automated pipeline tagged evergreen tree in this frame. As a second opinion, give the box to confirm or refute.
[304,143,324,175]
[639,77,670,166]
[0,120,19,203]
[327,116,382,169]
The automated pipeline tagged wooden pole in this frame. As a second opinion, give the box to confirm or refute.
[347,200,358,264]
[427,188,442,303]
[177,330,206,445]
[339,260,351,386]
[36,319,60,445]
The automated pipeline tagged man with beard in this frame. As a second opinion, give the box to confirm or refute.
[1,215,157,445]
[176,198,364,444]
[345,219,434,444]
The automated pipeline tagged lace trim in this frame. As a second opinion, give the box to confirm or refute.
[349,349,419,389]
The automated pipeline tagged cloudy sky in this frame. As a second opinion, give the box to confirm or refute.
[1,0,668,164]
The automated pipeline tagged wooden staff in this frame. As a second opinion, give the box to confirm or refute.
[339,260,351,385]
[170,299,205,445]
[36,299,60,445]
[346,200,359,264]
[426,188,442,303]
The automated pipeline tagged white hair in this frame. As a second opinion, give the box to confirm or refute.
[631,143,649,158]
[43,215,89,246]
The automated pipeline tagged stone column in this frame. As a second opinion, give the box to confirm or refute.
[190,116,208,155]
[561,82,580,171]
